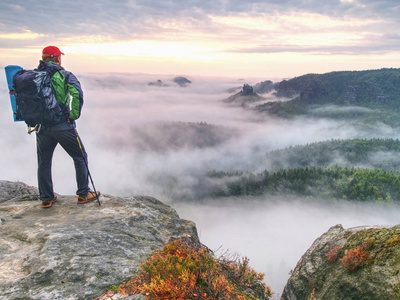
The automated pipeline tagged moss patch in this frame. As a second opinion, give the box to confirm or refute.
[343,226,400,265]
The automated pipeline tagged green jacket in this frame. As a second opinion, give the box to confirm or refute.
[37,60,84,120]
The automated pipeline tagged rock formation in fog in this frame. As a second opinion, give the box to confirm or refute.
[173,76,192,87]
[148,79,168,87]
[224,84,264,107]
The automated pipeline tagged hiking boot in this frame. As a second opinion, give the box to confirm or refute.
[77,191,100,204]
[42,195,57,208]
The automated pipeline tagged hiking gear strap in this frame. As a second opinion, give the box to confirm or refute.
[28,124,41,134]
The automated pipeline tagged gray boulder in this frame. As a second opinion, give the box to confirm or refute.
[0,180,198,300]
[282,224,400,300]
[0,180,38,203]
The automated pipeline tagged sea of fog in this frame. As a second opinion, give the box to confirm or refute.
[1,70,400,296]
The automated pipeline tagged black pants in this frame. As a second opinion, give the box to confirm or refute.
[36,123,90,200]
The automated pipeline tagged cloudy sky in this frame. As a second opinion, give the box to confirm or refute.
[1,0,399,78]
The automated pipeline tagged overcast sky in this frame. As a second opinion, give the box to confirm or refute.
[1,0,399,77]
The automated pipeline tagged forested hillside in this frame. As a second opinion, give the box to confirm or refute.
[267,138,400,171]
[203,166,400,202]
[192,139,400,203]
[255,68,400,125]
[218,70,400,203]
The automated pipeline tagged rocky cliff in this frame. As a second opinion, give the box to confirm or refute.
[0,180,198,300]
[282,224,400,300]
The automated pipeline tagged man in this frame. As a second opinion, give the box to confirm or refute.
[36,45,100,208]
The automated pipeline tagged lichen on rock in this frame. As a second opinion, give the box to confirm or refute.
[282,223,400,300]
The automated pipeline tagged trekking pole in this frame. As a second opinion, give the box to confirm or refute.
[72,124,101,206]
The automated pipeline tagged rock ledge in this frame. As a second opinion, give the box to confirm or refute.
[0,180,198,300]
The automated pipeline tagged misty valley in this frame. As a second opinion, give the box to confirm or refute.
[90,69,400,206]
[86,69,400,296]
[2,68,400,296]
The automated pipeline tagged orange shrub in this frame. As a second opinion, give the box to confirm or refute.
[106,238,272,300]
[326,246,341,263]
[340,246,368,272]
[307,288,317,300]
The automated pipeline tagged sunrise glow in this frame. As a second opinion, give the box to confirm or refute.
[0,1,399,77]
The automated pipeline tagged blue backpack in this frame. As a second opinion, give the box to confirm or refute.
[13,69,66,128]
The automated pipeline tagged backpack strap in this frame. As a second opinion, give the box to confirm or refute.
[28,124,42,134]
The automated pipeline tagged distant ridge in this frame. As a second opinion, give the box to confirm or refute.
[271,68,400,105]
[252,68,400,123]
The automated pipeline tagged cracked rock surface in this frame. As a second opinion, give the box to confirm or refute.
[0,180,198,300]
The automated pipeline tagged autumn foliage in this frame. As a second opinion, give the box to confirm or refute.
[340,246,368,272]
[326,246,341,263]
[97,237,272,299]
